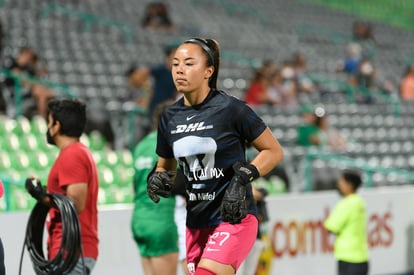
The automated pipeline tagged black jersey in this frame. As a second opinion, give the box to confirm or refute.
[157,89,267,228]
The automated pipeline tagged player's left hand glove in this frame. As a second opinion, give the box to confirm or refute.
[221,162,259,224]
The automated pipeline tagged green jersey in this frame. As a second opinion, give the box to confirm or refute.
[131,131,178,257]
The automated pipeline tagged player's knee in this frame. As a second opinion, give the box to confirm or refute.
[195,266,216,275]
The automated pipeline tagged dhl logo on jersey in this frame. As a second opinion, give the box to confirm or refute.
[171,122,213,134]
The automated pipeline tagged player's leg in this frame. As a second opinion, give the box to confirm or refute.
[236,238,264,275]
[197,258,235,275]
[141,257,154,275]
[175,195,188,274]
[151,252,179,275]
[197,214,258,275]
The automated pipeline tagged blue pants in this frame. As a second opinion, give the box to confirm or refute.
[64,257,96,275]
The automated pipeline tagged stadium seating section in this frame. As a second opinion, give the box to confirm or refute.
[1,0,414,211]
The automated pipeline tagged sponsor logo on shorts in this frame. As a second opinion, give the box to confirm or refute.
[206,247,220,252]
[187,263,195,274]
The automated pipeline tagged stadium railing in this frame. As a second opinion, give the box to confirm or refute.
[303,149,414,191]
[309,74,401,116]
[0,68,75,118]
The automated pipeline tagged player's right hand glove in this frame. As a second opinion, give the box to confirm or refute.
[25,177,47,202]
[221,162,260,224]
[147,171,176,203]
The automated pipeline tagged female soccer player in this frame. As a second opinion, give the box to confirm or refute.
[147,37,284,275]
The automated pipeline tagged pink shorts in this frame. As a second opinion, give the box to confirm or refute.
[186,214,258,274]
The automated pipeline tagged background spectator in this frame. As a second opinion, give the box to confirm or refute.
[147,45,177,122]
[336,42,362,86]
[297,104,317,146]
[3,47,55,119]
[268,68,298,111]
[299,106,348,152]
[352,20,375,42]
[400,63,414,101]
[292,51,316,94]
[244,69,274,106]
[142,2,175,31]
[356,57,376,89]
[125,64,152,109]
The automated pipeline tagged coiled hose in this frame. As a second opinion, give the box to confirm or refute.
[19,193,84,275]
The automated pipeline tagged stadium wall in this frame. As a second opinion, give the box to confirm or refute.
[1,186,414,274]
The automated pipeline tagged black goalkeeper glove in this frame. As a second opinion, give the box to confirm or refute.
[25,177,47,202]
[221,162,260,224]
[147,171,176,203]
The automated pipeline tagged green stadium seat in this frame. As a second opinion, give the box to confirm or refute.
[117,149,133,167]
[80,134,90,148]
[98,188,114,205]
[1,133,21,152]
[8,184,36,211]
[29,151,52,170]
[13,151,31,171]
[13,116,32,135]
[30,115,47,136]
[98,166,114,188]
[0,152,12,171]
[103,150,119,168]
[114,166,134,187]
[92,151,103,166]
[0,116,16,135]
[89,130,106,151]
[20,133,39,151]
[109,186,133,204]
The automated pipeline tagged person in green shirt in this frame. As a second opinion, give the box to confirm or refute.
[296,104,318,147]
[130,101,180,275]
[324,169,369,275]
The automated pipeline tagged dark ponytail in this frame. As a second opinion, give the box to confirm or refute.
[184,38,220,89]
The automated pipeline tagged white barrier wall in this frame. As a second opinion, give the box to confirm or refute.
[1,186,414,275]
[265,186,414,275]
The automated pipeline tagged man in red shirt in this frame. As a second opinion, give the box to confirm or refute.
[26,99,99,274]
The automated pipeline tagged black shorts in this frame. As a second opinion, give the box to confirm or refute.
[338,260,369,275]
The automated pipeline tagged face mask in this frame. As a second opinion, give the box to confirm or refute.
[46,128,56,145]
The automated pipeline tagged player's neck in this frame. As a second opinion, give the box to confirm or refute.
[183,87,211,106]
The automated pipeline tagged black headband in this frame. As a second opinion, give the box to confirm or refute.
[185,38,215,67]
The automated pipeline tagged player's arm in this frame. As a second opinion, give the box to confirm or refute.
[155,156,177,172]
[324,203,348,234]
[65,183,88,213]
[250,127,284,176]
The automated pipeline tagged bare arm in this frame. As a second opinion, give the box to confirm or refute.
[250,127,284,176]
[156,156,177,172]
[65,183,88,213]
